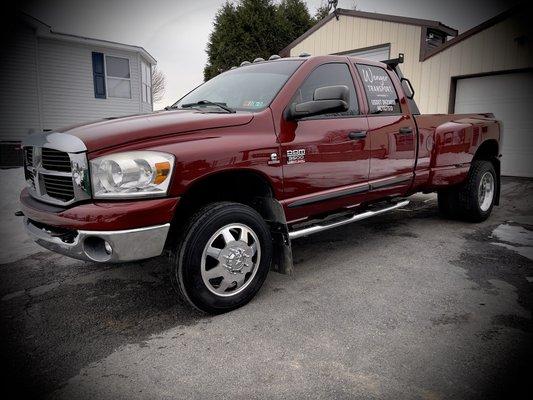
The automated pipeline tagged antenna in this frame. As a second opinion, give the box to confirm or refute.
[328,0,339,20]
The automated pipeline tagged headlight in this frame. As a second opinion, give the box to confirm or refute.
[90,151,174,199]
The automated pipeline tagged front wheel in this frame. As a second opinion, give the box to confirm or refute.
[170,202,272,314]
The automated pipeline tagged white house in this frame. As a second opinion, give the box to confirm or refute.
[0,13,156,166]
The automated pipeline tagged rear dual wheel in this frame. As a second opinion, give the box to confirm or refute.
[170,202,272,314]
[438,160,497,222]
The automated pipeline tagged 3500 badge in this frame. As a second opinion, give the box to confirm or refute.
[287,149,306,164]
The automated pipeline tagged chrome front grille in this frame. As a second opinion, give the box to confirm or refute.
[42,148,72,172]
[25,147,33,166]
[27,169,36,189]
[23,144,91,206]
[43,174,75,202]
[24,148,36,189]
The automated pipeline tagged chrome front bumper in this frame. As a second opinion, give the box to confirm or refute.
[24,218,170,263]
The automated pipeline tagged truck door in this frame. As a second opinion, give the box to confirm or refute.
[279,62,370,222]
[355,63,416,197]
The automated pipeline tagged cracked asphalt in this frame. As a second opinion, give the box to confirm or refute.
[1,177,532,399]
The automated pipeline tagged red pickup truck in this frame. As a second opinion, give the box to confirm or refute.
[20,54,502,313]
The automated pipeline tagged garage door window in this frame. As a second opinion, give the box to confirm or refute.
[356,64,400,115]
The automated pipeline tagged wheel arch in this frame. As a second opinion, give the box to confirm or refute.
[473,139,499,161]
[168,168,293,275]
[179,168,276,206]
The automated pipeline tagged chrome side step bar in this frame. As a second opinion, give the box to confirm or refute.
[288,200,410,240]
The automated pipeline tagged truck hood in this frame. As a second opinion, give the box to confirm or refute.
[61,110,254,152]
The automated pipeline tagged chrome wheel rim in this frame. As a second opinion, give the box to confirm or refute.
[478,171,495,212]
[200,223,261,297]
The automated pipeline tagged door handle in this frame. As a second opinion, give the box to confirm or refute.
[348,131,367,140]
[399,127,413,135]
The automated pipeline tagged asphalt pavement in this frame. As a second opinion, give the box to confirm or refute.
[1,177,532,399]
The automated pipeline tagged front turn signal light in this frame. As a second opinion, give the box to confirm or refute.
[154,161,171,185]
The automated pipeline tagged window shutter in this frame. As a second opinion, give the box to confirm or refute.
[92,52,106,99]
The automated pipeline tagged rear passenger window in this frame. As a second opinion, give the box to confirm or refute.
[356,64,401,114]
[290,63,359,118]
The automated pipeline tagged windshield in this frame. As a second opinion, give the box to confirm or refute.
[173,60,303,111]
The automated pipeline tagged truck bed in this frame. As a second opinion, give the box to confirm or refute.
[412,113,501,191]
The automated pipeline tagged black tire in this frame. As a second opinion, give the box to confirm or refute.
[438,160,497,222]
[170,202,272,314]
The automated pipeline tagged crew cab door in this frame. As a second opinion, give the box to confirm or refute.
[355,63,416,197]
[278,62,370,222]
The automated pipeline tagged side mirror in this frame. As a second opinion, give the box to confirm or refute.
[288,85,349,120]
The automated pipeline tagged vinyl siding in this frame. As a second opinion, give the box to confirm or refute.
[417,17,533,113]
[0,25,154,144]
[141,103,153,113]
[38,38,150,131]
[0,24,41,141]
[290,15,533,113]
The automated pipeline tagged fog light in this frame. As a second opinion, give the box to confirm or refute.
[83,236,113,262]
[104,241,113,255]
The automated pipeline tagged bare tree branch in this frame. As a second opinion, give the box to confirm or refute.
[152,67,166,103]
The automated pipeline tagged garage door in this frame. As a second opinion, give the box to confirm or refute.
[341,45,390,62]
[454,71,533,177]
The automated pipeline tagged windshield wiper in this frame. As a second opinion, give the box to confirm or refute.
[180,100,236,113]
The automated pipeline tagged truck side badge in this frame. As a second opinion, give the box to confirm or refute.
[287,149,306,164]
[268,153,280,165]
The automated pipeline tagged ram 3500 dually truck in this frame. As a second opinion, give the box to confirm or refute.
[20,54,502,313]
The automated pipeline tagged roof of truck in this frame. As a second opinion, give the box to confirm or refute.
[234,54,389,70]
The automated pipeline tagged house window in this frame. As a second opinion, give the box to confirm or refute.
[426,29,446,50]
[141,61,152,104]
[105,56,131,99]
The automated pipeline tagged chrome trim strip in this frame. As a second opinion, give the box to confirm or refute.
[288,184,370,208]
[285,174,413,209]
[22,132,87,153]
[24,218,170,263]
[369,175,412,190]
[288,200,410,240]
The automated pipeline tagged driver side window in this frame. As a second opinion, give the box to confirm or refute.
[290,63,359,118]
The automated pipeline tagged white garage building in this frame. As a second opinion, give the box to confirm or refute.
[280,6,533,177]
